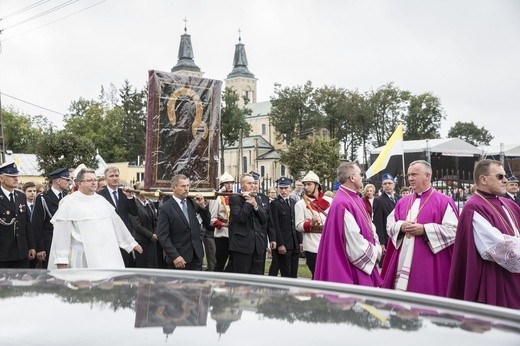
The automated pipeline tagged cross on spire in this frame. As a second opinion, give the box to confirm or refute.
[183,17,188,33]
[238,28,242,42]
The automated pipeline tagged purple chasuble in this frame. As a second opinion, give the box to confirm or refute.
[381,188,459,296]
[314,186,382,287]
[447,190,520,309]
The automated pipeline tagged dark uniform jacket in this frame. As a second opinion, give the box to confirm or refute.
[157,197,210,264]
[503,193,520,207]
[373,193,398,247]
[0,189,34,262]
[134,199,157,243]
[32,189,65,255]
[270,196,301,251]
[228,194,268,255]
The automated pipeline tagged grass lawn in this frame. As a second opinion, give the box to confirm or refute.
[264,258,312,279]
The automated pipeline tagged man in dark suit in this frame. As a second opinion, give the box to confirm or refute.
[32,167,71,268]
[503,175,520,206]
[133,181,159,268]
[157,174,210,270]
[270,177,302,278]
[98,166,140,267]
[0,162,35,268]
[373,173,399,266]
[229,173,269,274]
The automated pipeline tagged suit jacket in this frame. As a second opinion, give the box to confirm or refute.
[373,193,398,246]
[0,189,34,262]
[503,193,520,207]
[32,189,65,254]
[270,196,301,251]
[157,197,210,264]
[258,193,276,244]
[228,194,268,255]
[134,199,157,244]
[98,187,139,234]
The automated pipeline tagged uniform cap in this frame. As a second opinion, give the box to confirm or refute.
[382,173,394,183]
[49,167,71,180]
[0,162,19,176]
[276,177,293,187]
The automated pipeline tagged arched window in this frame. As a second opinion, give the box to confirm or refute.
[261,124,267,135]
[281,165,286,177]
[260,166,265,177]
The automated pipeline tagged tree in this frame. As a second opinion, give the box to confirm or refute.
[220,87,252,173]
[448,121,493,146]
[367,83,410,146]
[119,80,147,162]
[403,92,444,140]
[34,130,97,176]
[280,138,340,182]
[1,107,49,153]
[314,85,349,140]
[269,81,321,144]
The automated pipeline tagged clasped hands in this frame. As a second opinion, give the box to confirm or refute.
[401,221,425,238]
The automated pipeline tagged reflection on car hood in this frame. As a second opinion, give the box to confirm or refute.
[0,269,519,345]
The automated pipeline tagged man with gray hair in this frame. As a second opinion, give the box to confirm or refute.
[315,162,382,286]
[381,160,459,297]
[48,168,142,269]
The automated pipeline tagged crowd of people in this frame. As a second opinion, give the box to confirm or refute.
[0,158,518,310]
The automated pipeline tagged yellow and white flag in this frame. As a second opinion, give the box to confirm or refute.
[365,124,404,179]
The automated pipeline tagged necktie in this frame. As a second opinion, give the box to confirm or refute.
[112,190,119,206]
[181,199,190,224]
[286,198,291,205]
[389,195,395,203]
[58,192,62,200]
[30,204,34,213]
[9,192,14,205]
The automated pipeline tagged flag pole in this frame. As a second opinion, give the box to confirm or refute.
[401,151,407,187]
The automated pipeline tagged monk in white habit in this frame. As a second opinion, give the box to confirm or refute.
[48,168,143,269]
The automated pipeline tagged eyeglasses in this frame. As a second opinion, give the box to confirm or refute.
[81,179,98,183]
[489,174,506,181]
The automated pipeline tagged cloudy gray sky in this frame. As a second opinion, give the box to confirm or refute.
[1,0,519,147]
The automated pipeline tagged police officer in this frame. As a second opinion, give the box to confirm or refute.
[32,167,71,268]
[0,162,36,268]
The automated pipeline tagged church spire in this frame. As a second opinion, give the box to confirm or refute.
[171,18,202,75]
[227,30,254,79]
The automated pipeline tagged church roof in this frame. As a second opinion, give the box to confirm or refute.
[171,29,201,73]
[245,101,271,118]
[257,150,280,160]
[227,37,255,79]
[224,135,273,150]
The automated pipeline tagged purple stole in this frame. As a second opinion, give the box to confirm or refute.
[381,188,458,296]
[447,191,520,309]
[314,186,382,287]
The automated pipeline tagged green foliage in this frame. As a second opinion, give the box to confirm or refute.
[63,81,147,163]
[403,92,444,140]
[118,80,147,162]
[280,138,340,181]
[367,83,410,146]
[1,107,53,153]
[269,81,320,144]
[34,130,97,176]
[220,87,252,172]
[448,121,494,146]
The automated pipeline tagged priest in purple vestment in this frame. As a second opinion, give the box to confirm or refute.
[447,159,520,309]
[314,162,382,286]
[381,160,459,297]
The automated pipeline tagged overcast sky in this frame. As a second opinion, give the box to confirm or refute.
[1,0,519,147]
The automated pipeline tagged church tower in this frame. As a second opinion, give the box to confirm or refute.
[171,21,204,78]
[224,32,257,108]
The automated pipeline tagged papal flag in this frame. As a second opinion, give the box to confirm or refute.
[365,124,404,179]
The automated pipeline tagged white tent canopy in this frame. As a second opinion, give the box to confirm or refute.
[479,144,520,158]
[371,138,481,157]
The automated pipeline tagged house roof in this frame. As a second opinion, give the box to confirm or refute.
[5,153,42,176]
[371,138,482,157]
